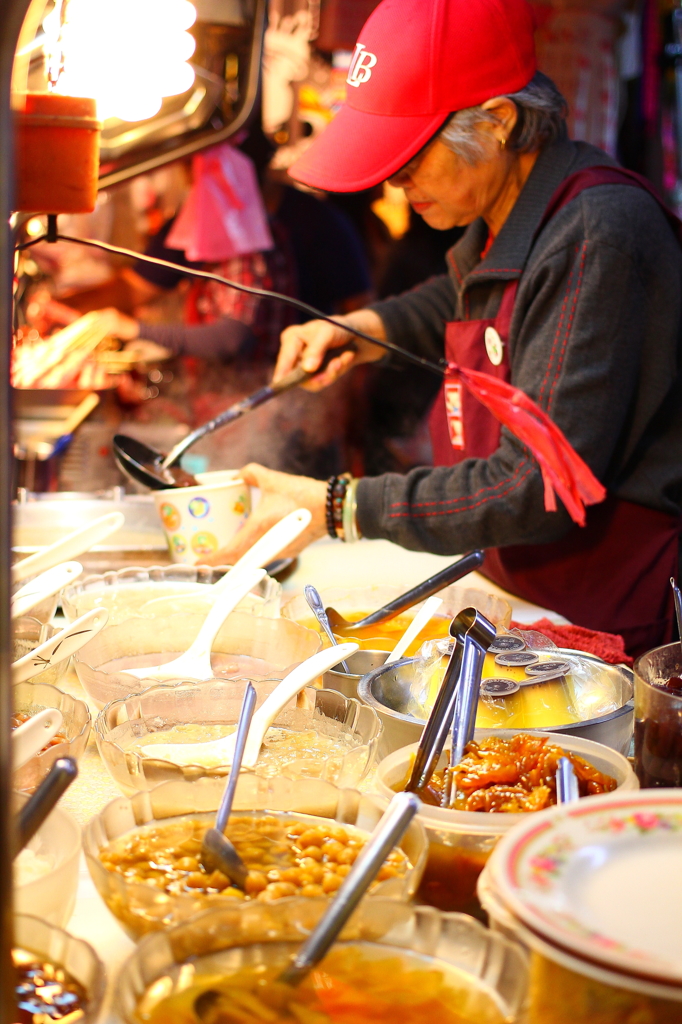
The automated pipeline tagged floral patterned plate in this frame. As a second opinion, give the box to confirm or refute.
[488,790,682,985]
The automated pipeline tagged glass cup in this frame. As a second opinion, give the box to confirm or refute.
[634,642,682,787]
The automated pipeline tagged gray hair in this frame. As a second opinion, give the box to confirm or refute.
[439,71,567,165]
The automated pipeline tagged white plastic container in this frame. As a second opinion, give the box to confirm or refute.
[374,729,638,916]
[153,470,250,565]
[14,795,81,927]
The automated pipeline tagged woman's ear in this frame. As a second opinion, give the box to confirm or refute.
[480,96,519,145]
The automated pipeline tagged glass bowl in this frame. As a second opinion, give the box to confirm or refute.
[634,642,682,787]
[13,679,91,794]
[14,914,105,1022]
[14,792,81,927]
[12,616,71,686]
[283,583,513,655]
[114,899,528,1023]
[73,611,321,709]
[94,678,383,795]
[83,776,427,939]
[374,730,638,918]
[61,563,281,625]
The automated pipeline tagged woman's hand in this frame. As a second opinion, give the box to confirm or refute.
[274,309,387,391]
[200,463,329,566]
[97,307,141,341]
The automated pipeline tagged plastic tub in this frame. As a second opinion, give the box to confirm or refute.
[13,679,91,794]
[73,610,321,709]
[62,563,281,625]
[83,776,427,939]
[374,730,637,917]
[95,678,382,795]
[14,793,81,927]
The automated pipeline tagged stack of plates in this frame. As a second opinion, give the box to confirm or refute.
[479,790,682,1022]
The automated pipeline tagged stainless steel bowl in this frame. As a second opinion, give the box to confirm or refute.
[323,649,390,699]
[358,648,634,756]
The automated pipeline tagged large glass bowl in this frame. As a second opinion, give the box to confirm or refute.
[12,616,71,686]
[83,777,427,939]
[14,914,105,1022]
[114,899,528,1024]
[73,611,321,709]
[61,563,281,625]
[13,679,91,794]
[94,678,382,795]
[634,642,682,787]
[14,792,81,927]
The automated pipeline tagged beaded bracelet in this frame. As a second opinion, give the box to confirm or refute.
[325,474,350,539]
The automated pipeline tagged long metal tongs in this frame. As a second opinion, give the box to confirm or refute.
[404,607,495,798]
[441,609,496,808]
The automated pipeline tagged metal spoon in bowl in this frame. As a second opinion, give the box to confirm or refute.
[305,584,350,673]
[140,643,359,767]
[325,551,484,634]
[278,792,419,986]
[14,757,78,856]
[123,568,266,680]
[199,683,257,889]
[671,578,682,655]
[556,757,580,804]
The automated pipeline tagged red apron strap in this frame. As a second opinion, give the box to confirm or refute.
[538,166,682,243]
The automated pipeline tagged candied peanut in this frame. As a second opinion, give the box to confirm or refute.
[185,872,208,889]
[299,884,324,897]
[280,868,303,884]
[299,860,324,882]
[377,865,399,881]
[322,873,342,894]
[298,829,324,847]
[207,870,229,891]
[327,826,350,843]
[286,822,307,837]
[258,882,298,901]
[244,871,267,895]
[175,857,199,871]
[337,847,358,866]
[321,840,345,861]
[240,846,265,863]
[335,864,351,878]
[300,845,322,862]
[223,887,244,899]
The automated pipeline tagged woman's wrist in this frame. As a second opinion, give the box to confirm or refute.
[325,474,361,542]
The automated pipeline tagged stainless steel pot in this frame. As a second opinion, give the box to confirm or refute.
[358,648,634,756]
[323,649,389,700]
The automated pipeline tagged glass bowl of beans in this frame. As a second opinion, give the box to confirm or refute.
[114,899,528,1024]
[13,914,105,1022]
[13,680,91,795]
[83,776,427,939]
[94,677,383,796]
[73,611,321,709]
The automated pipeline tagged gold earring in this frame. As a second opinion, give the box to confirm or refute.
[500,136,507,149]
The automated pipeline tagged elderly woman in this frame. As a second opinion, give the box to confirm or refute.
[212,0,682,656]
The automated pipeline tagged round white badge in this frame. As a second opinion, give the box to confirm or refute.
[485,326,504,366]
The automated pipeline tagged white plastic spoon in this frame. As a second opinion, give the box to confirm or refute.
[13,708,64,770]
[139,508,312,615]
[12,608,109,683]
[124,567,267,681]
[142,642,359,767]
[12,512,125,585]
[384,596,444,666]
[11,562,83,620]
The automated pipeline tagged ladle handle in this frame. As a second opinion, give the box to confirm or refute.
[450,637,486,768]
[163,343,357,467]
[215,684,257,834]
[305,585,350,673]
[279,793,419,986]
[15,757,78,856]
[351,550,484,629]
[556,757,580,804]
[405,640,463,794]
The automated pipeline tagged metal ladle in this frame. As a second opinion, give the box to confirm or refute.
[113,344,356,490]
[14,757,78,856]
[325,551,484,635]
[199,682,257,889]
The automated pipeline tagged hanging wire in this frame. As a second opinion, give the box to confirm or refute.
[14,230,447,377]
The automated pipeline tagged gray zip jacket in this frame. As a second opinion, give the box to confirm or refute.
[356,138,682,555]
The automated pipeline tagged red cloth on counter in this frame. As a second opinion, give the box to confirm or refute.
[509,618,633,666]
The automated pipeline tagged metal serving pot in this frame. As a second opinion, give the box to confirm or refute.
[358,648,634,757]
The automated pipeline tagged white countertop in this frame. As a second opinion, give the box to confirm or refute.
[57,537,562,1021]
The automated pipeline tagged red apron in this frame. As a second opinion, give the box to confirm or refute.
[429,168,681,657]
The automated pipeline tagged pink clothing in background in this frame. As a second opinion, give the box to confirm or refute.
[167,143,274,262]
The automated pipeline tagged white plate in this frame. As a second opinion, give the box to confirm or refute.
[489,789,682,985]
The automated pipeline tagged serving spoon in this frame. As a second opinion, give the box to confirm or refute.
[556,757,579,804]
[384,596,443,665]
[199,682,256,889]
[12,511,124,585]
[14,757,78,856]
[123,567,266,680]
[12,608,109,683]
[139,509,312,615]
[12,708,64,770]
[11,561,83,620]
[325,551,484,634]
[141,643,358,767]
[305,584,350,673]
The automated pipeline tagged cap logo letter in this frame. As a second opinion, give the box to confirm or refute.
[347,43,377,88]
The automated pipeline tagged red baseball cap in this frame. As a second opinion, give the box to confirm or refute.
[290,0,537,193]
